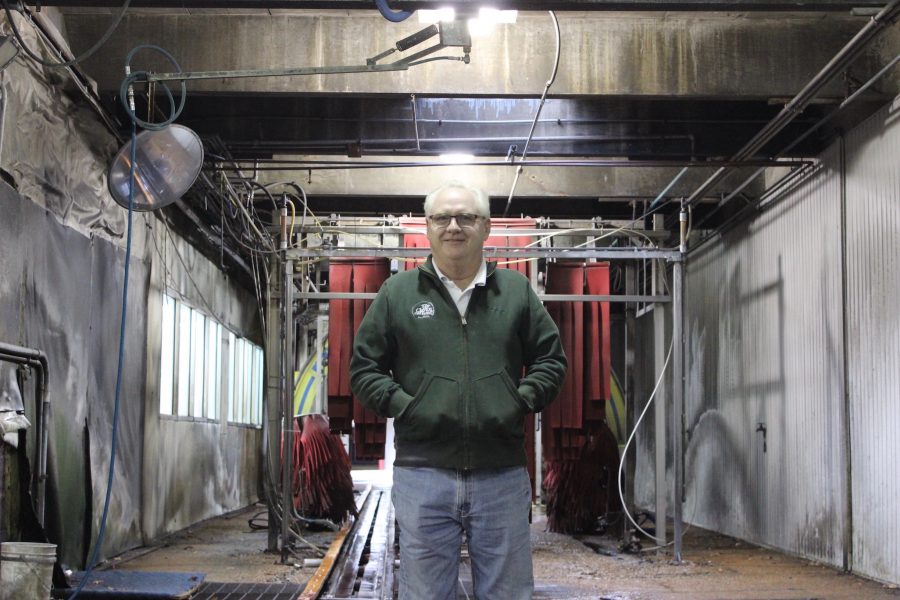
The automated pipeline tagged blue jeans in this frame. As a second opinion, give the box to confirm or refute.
[392,466,533,600]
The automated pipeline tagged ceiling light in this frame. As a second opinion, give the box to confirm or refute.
[478,8,517,23]
[418,8,455,23]
[439,153,475,164]
[107,125,204,212]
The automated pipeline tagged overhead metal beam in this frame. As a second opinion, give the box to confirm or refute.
[295,291,672,303]
[685,0,900,206]
[286,246,683,260]
[45,0,889,11]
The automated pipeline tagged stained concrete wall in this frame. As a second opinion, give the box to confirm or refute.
[63,11,898,97]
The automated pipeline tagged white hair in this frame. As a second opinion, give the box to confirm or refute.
[423,181,490,217]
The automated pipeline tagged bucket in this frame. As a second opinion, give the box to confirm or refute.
[0,542,57,600]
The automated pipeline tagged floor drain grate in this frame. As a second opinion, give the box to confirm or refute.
[192,581,305,600]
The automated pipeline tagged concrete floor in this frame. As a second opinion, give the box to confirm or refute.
[105,477,900,600]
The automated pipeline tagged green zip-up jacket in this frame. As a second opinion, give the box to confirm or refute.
[349,257,567,470]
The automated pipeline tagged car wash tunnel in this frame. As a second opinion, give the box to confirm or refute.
[1,1,899,599]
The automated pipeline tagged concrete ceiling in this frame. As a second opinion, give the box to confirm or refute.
[43,4,900,257]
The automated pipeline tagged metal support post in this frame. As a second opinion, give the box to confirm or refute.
[623,263,637,545]
[280,249,296,561]
[528,254,547,499]
[264,256,281,552]
[653,266,667,550]
[672,206,687,562]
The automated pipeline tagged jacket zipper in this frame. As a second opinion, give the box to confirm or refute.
[461,306,470,468]
[419,263,496,470]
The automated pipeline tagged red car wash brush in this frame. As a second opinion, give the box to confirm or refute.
[296,413,357,523]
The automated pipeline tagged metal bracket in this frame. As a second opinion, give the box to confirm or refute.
[148,22,470,84]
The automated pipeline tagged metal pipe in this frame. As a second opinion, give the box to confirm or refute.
[280,252,294,563]
[653,269,666,550]
[221,134,698,151]
[685,0,900,207]
[206,159,810,171]
[0,342,50,526]
[705,52,900,219]
[263,255,282,553]
[291,225,669,239]
[649,167,689,210]
[30,1,892,12]
[287,245,683,260]
[294,291,672,303]
[410,94,421,152]
[189,115,798,127]
[281,220,293,559]
[672,206,686,563]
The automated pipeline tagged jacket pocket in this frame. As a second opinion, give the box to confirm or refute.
[395,372,460,442]
[471,370,529,441]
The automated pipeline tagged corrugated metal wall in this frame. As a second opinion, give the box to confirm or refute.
[844,99,900,584]
[680,97,900,581]
[684,145,847,566]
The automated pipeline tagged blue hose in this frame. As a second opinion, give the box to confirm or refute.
[66,121,136,600]
[374,0,412,22]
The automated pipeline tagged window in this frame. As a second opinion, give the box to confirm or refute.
[225,335,263,426]
[158,293,262,426]
[159,295,176,415]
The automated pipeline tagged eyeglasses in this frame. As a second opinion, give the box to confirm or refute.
[427,213,485,228]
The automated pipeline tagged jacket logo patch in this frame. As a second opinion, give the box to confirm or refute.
[412,301,436,319]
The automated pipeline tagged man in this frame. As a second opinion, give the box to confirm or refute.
[349,181,567,600]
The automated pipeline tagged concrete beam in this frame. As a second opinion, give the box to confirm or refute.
[63,11,898,97]
[249,155,765,200]
[49,1,893,11]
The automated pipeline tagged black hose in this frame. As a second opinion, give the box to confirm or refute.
[374,0,412,23]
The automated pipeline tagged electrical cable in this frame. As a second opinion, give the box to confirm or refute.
[156,217,226,324]
[264,181,327,243]
[617,337,673,541]
[459,576,471,600]
[1,0,130,68]
[248,510,269,530]
[503,11,560,217]
[66,121,137,600]
[249,250,268,342]
[231,187,277,251]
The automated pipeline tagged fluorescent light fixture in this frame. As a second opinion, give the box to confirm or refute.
[439,153,475,164]
[418,8,455,23]
[478,8,518,23]
[467,17,494,36]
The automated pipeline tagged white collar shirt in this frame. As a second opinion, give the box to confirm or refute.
[432,259,488,317]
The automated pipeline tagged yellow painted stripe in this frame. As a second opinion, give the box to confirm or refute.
[294,341,328,416]
[606,370,627,446]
